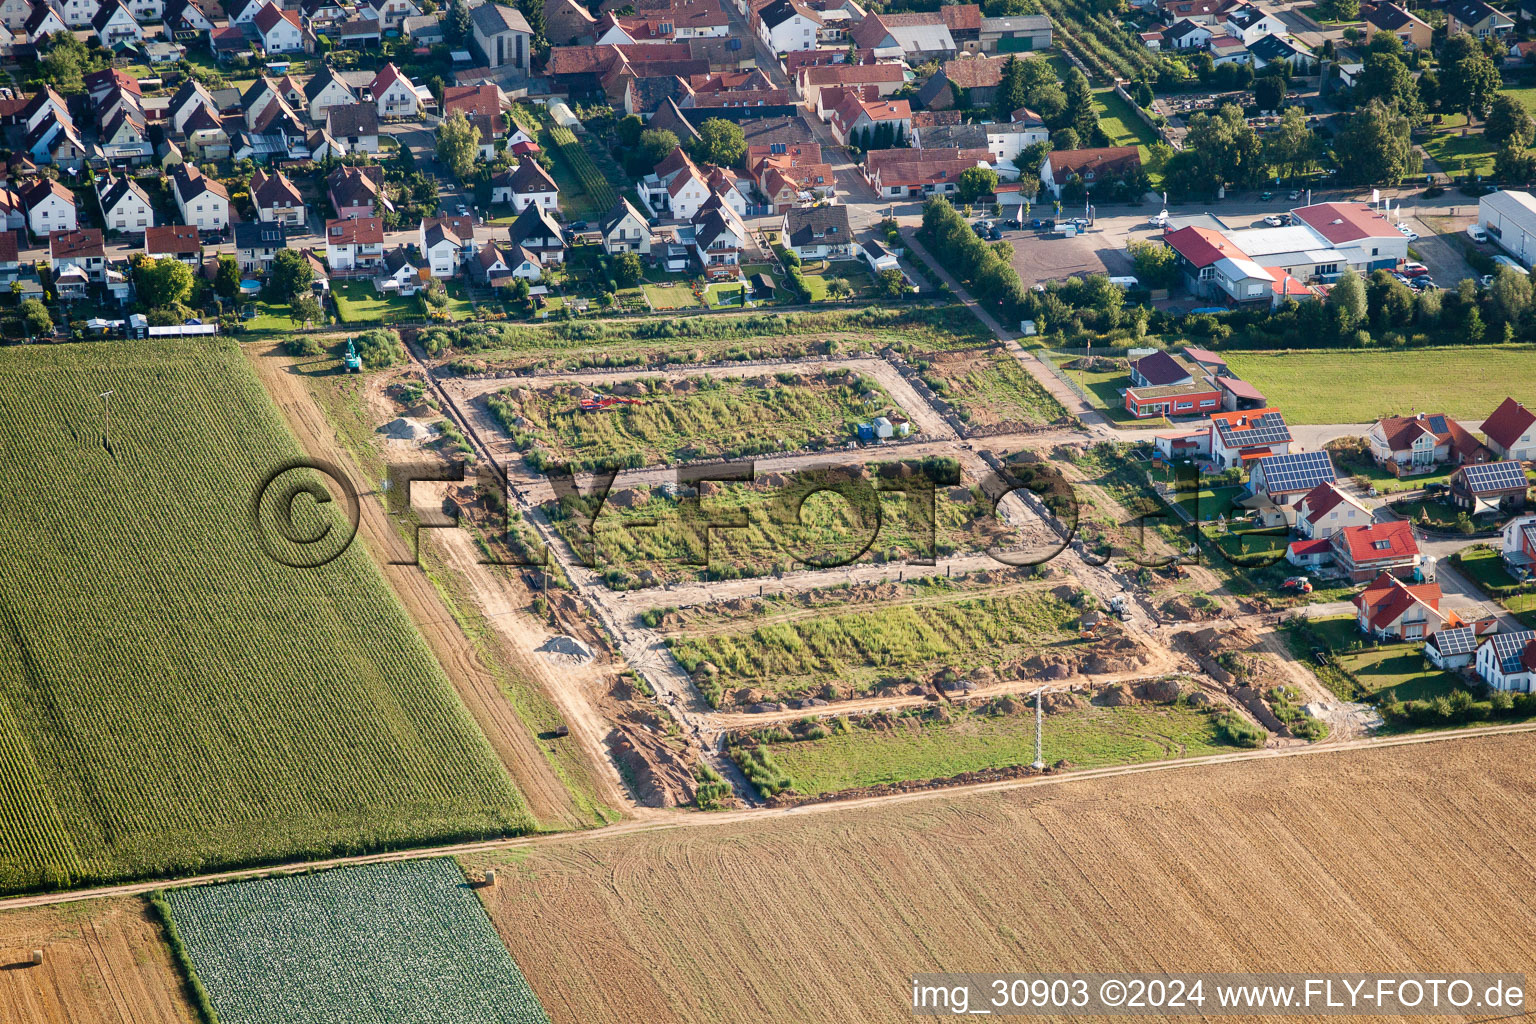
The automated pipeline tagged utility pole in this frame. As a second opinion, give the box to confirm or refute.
[1032,686,1046,771]
[99,390,113,450]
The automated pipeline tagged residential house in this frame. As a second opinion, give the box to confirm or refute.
[1332,520,1421,582]
[0,230,19,282]
[22,3,67,42]
[0,0,32,29]
[864,145,994,198]
[641,146,712,220]
[1499,513,1536,577]
[1368,411,1490,475]
[326,103,380,154]
[1222,1,1286,42]
[599,197,652,254]
[0,190,24,234]
[252,2,305,52]
[504,158,560,212]
[374,246,425,295]
[782,204,852,260]
[828,95,911,147]
[916,54,1007,111]
[441,84,506,158]
[1482,397,1536,461]
[20,178,75,238]
[1207,407,1292,469]
[470,1,533,72]
[1476,630,1536,691]
[1362,1,1433,48]
[1244,449,1337,525]
[359,0,421,30]
[324,216,384,271]
[371,63,424,118]
[99,177,153,235]
[251,168,307,226]
[509,202,566,264]
[1130,350,1193,388]
[228,0,267,22]
[978,13,1051,52]
[419,213,475,277]
[689,193,745,274]
[328,164,388,220]
[99,105,152,165]
[92,1,142,47]
[1293,481,1371,540]
[305,67,358,122]
[172,165,230,232]
[335,18,383,47]
[50,228,106,282]
[1247,32,1318,71]
[1353,572,1446,641]
[1039,146,1141,198]
[1448,461,1529,515]
[402,11,446,44]
[797,62,905,112]
[1445,0,1514,37]
[756,0,822,52]
[748,141,834,212]
[165,0,216,33]
[1425,625,1480,670]
[1162,18,1212,48]
[852,11,958,62]
[475,240,542,285]
[145,224,201,265]
[235,220,287,272]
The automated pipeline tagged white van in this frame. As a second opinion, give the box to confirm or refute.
[1108,276,1140,288]
[1467,224,1490,243]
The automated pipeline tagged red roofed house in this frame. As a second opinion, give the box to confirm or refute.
[1039,146,1140,198]
[864,145,993,198]
[1162,225,1246,298]
[1122,350,1221,419]
[325,216,384,271]
[1499,513,1536,577]
[1368,411,1491,476]
[748,143,834,212]
[1289,201,1408,269]
[796,61,905,111]
[1353,572,1447,640]
[1481,397,1536,462]
[251,1,304,53]
[1293,481,1371,540]
[1331,520,1421,582]
[371,63,424,118]
[829,95,911,146]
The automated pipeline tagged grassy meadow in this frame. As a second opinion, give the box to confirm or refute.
[0,341,528,894]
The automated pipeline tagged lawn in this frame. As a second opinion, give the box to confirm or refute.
[487,369,902,469]
[238,299,303,338]
[1300,616,1461,702]
[165,859,549,1024]
[703,280,750,308]
[1334,456,1452,495]
[1093,88,1161,186]
[441,281,477,319]
[0,341,528,894]
[1456,545,1536,626]
[1422,130,1498,179]
[1220,346,1536,423]
[332,280,417,324]
[736,700,1232,797]
[1171,483,1245,521]
[640,278,700,310]
[1045,352,1169,427]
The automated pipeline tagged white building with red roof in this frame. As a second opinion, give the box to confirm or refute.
[1353,571,1445,640]
[1481,397,1536,462]
[371,63,426,118]
[1293,481,1371,541]
[252,2,303,52]
[1331,520,1421,582]
[1289,201,1407,270]
[829,95,911,146]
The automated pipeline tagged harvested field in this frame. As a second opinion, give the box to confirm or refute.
[486,370,904,469]
[0,341,530,895]
[553,460,1004,590]
[0,898,194,1024]
[668,586,1094,707]
[915,347,1069,430]
[469,731,1536,1024]
[729,693,1230,797]
[165,858,548,1024]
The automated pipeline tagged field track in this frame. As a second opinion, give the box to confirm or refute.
[5,720,1536,913]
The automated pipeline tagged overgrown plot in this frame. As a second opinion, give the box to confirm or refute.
[165,859,549,1024]
[0,341,528,894]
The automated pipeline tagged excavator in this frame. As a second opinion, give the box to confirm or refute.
[343,338,362,373]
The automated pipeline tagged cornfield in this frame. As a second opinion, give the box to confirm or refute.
[0,341,529,894]
[164,858,550,1024]
[547,124,617,214]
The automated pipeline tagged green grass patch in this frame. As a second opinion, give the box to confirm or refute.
[918,347,1071,429]
[1422,129,1499,179]
[1220,346,1536,423]
[640,279,701,310]
[488,369,902,469]
[1092,87,1159,184]
[165,859,549,1024]
[733,698,1230,797]
[0,341,530,895]
[333,280,418,325]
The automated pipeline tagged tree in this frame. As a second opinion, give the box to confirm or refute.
[615,114,644,149]
[134,257,195,309]
[269,248,314,302]
[516,0,545,52]
[447,0,471,44]
[1133,80,1154,108]
[20,297,51,336]
[956,165,999,203]
[1334,100,1415,186]
[1357,52,1420,119]
[37,32,92,93]
[1486,93,1536,150]
[214,254,240,299]
[290,293,324,326]
[690,117,746,167]
[612,251,642,288]
[1254,73,1286,112]
[875,267,909,298]
[1264,106,1318,180]
[1050,127,1079,151]
[1063,68,1099,142]
[1367,29,1404,58]
[1127,239,1179,288]
[435,111,481,181]
[994,55,1030,122]
[1494,143,1536,185]
[1440,38,1501,119]
[638,128,679,168]
[1490,264,1532,322]
[1417,68,1440,112]
[1327,268,1367,325]
[1163,104,1263,197]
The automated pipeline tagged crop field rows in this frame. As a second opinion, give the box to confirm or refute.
[0,341,529,895]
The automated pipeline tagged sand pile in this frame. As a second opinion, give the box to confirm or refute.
[538,635,594,665]
[380,417,430,441]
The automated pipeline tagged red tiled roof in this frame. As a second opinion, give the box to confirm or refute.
[1352,571,1441,631]
[325,216,383,245]
[799,62,905,87]
[941,2,981,30]
[1287,537,1332,557]
[145,224,200,255]
[1336,521,1418,566]
[50,228,104,260]
[1482,397,1536,450]
[1046,146,1140,176]
[1216,376,1264,401]
[252,1,300,33]
[1163,225,1246,267]
[442,83,501,119]
[1291,202,1397,245]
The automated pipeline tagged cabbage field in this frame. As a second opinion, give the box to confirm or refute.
[165,858,550,1024]
[0,340,530,894]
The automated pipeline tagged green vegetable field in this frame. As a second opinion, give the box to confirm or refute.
[0,341,529,894]
[165,858,550,1024]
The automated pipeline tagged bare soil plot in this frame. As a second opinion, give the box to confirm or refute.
[469,731,1536,1024]
[486,369,905,469]
[0,898,194,1024]
[914,347,1070,431]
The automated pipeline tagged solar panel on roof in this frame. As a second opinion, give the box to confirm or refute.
[1432,628,1479,656]
[1427,415,1448,435]
[1218,411,1292,447]
[1257,450,1335,493]
[1462,461,1528,493]
[1491,630,1536,671]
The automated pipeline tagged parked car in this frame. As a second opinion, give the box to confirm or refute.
[1409,276,1436,291]
[987,226,1003,240]
[1480,273,1495,287]
[1001,218,1022,229]
[1396,223,1419,241]
[1031,218,1046,229]
[1287,190,1301,200]
[1260,190,1274,200]
[1400,261,1430,277]
[1070,217,1090,228]
[1263,214,1284,227]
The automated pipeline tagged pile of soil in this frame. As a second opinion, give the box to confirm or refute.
[537,635,594,665]
[380,417,431,441]
[607,726,697,808]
